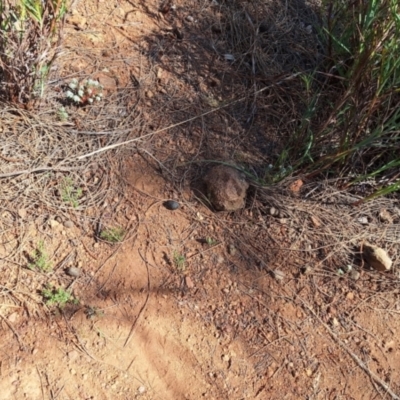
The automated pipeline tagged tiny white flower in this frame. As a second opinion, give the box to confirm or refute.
[95,96,101,101]
[73,95,81,102]
[66,90,74,98]
[87,88,92,95]
[77,89,84,97]
[68,82,77,90]
[88,98,94,103]
[98,92,103,97]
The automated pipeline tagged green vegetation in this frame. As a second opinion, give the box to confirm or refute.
[285,0,400,199]
[60,177,82,208]
[0,0,67,106]
[41,285,77,308]
[29,241,52,272]
[57,106,69,121]
[205,237,217,246]
[173,250,186,272]
[100,227,125,243]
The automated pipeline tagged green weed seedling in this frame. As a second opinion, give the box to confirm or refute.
[29,241,52,272]
[205,237,217,246]
[57,106,69,121]
[100,227,125,243]
[41,285,78,308]
[173,250,186,272]
[60,177,82,208]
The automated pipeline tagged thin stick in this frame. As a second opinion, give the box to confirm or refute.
[0,166,80,179]
[123,248,150,347]
[35,366,45,400]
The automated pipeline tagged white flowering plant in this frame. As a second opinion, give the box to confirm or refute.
[65,78,103,105]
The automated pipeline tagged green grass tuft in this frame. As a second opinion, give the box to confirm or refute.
[100,227,125,243]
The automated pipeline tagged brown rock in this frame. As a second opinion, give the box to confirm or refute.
[185,276,194,289]
[203,165,249,211]
[95,73,117,90]
[289,179,303,195]
[310,215,321,228]
[363,242,392,271]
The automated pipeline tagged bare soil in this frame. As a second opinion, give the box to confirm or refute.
[1,1,400,399]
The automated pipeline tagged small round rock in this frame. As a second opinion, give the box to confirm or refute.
[349,269,361,281]
[65,267,81,277]
[64,220,74,229]
[163,200,180,210]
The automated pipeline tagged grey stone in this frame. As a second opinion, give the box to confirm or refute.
[65,267,81,277]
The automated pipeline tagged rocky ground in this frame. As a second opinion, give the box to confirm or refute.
[1,0,400,399]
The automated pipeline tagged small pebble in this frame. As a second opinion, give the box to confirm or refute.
[49,219,60,229]
[349,269,361,281]
[272,269,285,281]
[357,217,368,225]
[163,200,180,210]
[64,220,74,228]
[346,292,354,300]
[269,207,278,216]
[65,266,81,277]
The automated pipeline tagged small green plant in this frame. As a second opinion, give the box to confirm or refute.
[65,78,103,105]
[29,241,52,272]
[173,250,186,272]
[0,0,67,106]
[282,0,400,199]
[60,177,82,208]
[100,227,125,243]
[57,106,68,121]
[205,237,217,246]
[41,285,77,308]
